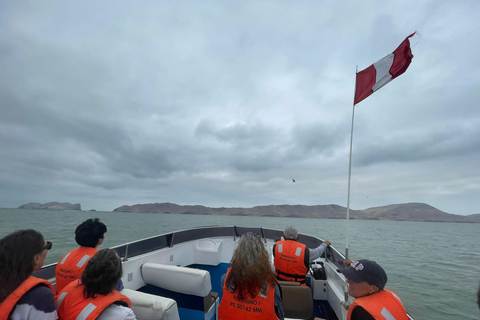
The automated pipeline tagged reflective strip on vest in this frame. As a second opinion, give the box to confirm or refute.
[77,302,97,320]
[381,290,403,320]
[278,244,283,252]
[258,285,268,299]
[381,307,396,320]
[390,291,402,301]
[76,255,91,268]
[295,247,302,257]
[60,252,71,265]
[56,292,68,311]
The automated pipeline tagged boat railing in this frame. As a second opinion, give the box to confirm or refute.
[169,232,175,248]
[34,225,347,280]
[111,226,346,267]
[123,243,129,261]
[260,227,267,244]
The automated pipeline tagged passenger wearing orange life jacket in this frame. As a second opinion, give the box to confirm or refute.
[273,226,331,286]
[338,259,409,320]
[218,233,284,320]
[0,229,57,320]
[55,218,107,293]
[220,269,279,320]
[57,249,136,320]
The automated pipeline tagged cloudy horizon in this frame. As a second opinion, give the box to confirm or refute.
[1,1,479,215]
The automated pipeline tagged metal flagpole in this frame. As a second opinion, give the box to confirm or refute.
[345,66,358,262]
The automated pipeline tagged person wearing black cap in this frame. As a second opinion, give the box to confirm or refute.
[273,226,331,286]
[338,259,409,320]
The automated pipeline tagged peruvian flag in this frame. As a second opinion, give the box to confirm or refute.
[354,32,416,105]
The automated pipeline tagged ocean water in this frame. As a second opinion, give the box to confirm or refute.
[0,208,478,320]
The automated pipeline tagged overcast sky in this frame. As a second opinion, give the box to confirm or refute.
[1,1,479,215]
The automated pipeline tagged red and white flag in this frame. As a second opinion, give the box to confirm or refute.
[354,32,416,105]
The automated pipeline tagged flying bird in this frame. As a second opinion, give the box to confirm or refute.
[292,179,295,183]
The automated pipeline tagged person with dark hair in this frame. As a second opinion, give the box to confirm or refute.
[0,229,57,320]
[273,226,331,286]
[55,218,107,292]
[218,233,284,320]
[57,248,135,320]
[338,259,409,320]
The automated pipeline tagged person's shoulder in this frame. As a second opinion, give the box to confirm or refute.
[350,305,375,320]
[18,285,56,313]
[97,304,136,320]
[24,284,54,298]
[59,246,83,256]
[57,248,73,260]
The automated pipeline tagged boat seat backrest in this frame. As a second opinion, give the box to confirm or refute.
[194,239,223,265]
[121,288,180,320]
[278,281,313,320]
[141,262,212,297]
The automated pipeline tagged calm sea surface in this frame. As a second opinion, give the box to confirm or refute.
[0,208,478,320]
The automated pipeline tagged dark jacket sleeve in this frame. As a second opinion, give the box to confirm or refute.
[350,305,376,320]
[274,283,285,320]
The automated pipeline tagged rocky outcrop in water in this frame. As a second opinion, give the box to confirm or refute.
[113,202,480,223]
[19,202,81,210]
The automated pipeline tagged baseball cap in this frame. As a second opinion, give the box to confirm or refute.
[284,226,298,240]
[338,259,388,289]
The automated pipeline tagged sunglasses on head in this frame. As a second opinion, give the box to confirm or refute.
[43,241,53,251]
[246,232,261,238]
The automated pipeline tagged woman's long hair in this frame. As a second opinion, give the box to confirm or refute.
[225,233,276,299]
[81,248,122,298]
[0,229,45,302]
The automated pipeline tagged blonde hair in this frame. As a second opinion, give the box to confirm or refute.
[225,233,276,299]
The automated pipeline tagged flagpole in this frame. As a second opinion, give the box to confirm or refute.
[346,66,358,262]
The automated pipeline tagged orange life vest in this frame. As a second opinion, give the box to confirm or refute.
[0,276,55,320]
[56,280,131,320]
[219,269,279,320]
[347,289,409,320]
[273,240,308,285]
[55,247,98,293]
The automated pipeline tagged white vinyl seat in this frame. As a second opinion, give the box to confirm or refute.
[141,263,212,297]
[141,262,219,320]
[121,288,180,320]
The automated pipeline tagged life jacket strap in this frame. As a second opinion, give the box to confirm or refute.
[275,270,307,284]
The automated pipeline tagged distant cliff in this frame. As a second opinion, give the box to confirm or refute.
[19,202,81,210]
[113,202,480,223]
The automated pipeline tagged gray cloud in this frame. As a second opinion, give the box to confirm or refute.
[0,0,479,215]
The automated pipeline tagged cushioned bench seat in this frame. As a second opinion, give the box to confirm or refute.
[121,288,180,320]
[140,262,219,320]
[278,280,313,320]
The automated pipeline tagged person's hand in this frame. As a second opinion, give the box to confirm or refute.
[324,240,331,246]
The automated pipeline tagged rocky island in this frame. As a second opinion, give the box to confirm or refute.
[19,202,81,211]
[113,202,480,223]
